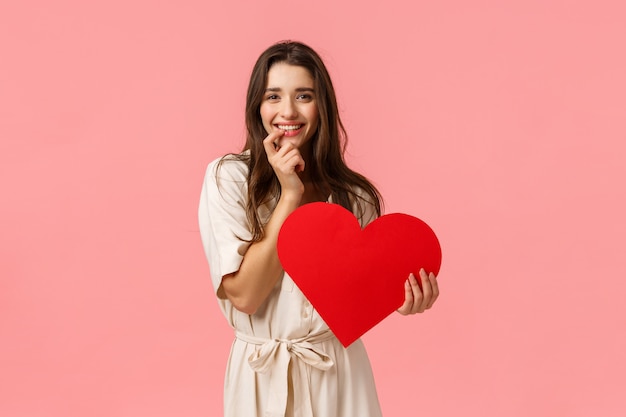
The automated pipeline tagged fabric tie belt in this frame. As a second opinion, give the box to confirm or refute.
[236,330,335,417]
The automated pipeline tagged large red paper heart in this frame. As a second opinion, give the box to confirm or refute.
[277,202,442,347]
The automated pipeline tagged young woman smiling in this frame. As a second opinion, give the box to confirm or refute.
[199,40,439,417]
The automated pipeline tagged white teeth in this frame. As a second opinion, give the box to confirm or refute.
[277,124,302,131]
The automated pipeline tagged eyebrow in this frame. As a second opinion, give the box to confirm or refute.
[265,87,315,93]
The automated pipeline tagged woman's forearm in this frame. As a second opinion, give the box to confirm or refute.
[220,193,301,314]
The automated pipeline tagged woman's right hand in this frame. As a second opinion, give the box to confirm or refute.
[263,131,305,200]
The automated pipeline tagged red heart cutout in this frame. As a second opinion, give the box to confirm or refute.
[277,202,442,347]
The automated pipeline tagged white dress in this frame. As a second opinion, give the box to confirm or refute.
[199,154,383,417]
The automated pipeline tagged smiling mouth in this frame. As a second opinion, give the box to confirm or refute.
[276,124,303,131]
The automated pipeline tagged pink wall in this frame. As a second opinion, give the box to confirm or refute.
[1,1,625,416]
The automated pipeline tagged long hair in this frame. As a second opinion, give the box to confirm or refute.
[223,40,382,241]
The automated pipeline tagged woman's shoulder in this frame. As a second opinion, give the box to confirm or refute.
[347,184,382,226]
[205,150,250,182]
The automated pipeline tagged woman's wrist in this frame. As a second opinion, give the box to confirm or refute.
[279,188,304,207]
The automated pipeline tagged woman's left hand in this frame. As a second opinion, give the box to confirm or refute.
[397,268,439,315]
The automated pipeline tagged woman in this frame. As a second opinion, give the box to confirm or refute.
[199,40,439,417]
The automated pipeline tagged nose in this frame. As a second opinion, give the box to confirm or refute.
[280,98,298,119]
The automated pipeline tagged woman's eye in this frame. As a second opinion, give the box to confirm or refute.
[266,95,279,101]
[297,94,313,101]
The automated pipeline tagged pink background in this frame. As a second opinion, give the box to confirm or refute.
[1,1,625,416]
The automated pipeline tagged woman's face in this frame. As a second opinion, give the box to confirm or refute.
[260,63,319,151]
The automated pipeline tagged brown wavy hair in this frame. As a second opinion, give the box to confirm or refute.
[222,40,382,241]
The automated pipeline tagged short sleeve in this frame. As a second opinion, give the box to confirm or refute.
[198,157,252,297]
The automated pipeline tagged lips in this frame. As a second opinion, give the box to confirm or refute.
[275,123,304,137]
